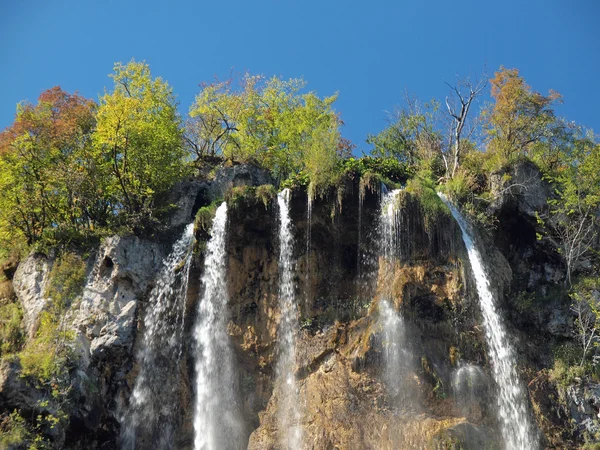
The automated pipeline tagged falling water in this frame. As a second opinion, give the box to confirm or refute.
[193,202,244,450]
[452,364,487,419]
[121,224,195,450]
[305,193,313,304]
[276,189,302,450]
[439,193,537,450]
[378,189,416,411]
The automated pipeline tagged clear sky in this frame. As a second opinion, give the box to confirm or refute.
[1,0,598,153]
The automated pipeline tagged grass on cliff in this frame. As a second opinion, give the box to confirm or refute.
[405,173,451,231]
[225,184,277,210]
[18,252,84,389]
[0,302,24,359]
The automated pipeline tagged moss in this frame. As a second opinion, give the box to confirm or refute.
[225,185,256,209]
[194,202,220,234]
[45,253,86,311]
[18,311,75,387]
[255,184,277,208]
[405,176,451,232]
[0,410,33,449]
[0,302,24,358]
[281,171,310,190]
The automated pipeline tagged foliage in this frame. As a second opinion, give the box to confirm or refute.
[342,156,411,183]
[367,98,442,170]
[544,134,600,285]
[0,87,98,248]
[0,410,33,449]
[255,184,277,208]
[568,277,600,366]
[18,311,75,387]
[189,73,343,184]
[0,302,24,358]
[93,59,188,230]
[45,253,86,310]
[225,186,257,209]
[405,174,450,231]
[482,66,562,168]
[281,171,310,190]
[194,202,220,234]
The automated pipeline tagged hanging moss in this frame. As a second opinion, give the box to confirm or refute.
[194,202,220,234]
[405,176,451,232]
[255,184,277,209]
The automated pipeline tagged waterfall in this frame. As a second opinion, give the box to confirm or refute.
[305,193,312,304]
[378,189,415,410]
[452,364,487,419]
[276,189,302,450]
[193,202,244,450]
[439,193,538,450]
[121,224,195,450]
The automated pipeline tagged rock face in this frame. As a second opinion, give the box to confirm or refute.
[3,162,598,449]
[12,253,52,337]
[75,235,164,362]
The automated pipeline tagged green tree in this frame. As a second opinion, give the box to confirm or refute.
[482,66,562,163]
[367,96,443,174]
[545,132,600,285]
[0,87,97,247]
[93,60,186,228]
[189,73,342,182]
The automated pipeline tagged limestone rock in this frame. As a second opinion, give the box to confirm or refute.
[12,253,52,337]
[74,235,163,362]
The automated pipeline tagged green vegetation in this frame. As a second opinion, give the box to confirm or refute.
[0,302,24,358]
[404,174,451,231]
[45,253,86,310]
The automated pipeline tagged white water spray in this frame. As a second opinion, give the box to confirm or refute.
[439,193,537,450]
[121,224,194,450]
[193,202,244,450]
[276,189,302,450]
[378,189,416,411]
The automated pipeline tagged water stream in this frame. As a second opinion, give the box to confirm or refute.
[193,202,244,450]
[378,189,416,410]
[276,189,302,450]
[439,193,537,450]
[120,224,195,450]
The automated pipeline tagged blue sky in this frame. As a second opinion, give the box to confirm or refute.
[1,0,598,153]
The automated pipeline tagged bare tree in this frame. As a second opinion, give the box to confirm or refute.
[571,290,599,366]
[444,75,487,178]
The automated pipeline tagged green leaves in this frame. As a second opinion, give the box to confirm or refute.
[189,73,342,183]
[93,59,187,229]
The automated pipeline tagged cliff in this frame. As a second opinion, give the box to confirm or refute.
[1,162,598,449]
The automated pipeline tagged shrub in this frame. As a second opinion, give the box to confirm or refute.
[405,175,450,231]
[0,410,33,449]
[255,184,277,208]
[225,185,256,209]
[0,302,23,358]
[194,202,220,234]
[18,312,75,388]
[45,253,86,311]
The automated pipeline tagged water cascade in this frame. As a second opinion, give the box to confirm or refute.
[452,364,488,420]
[193,202,244,450]
[276,189,303,450]
[377,189,416,410]
[121,224,195,449]
[439,193,537,450]
[305,193,313,304]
